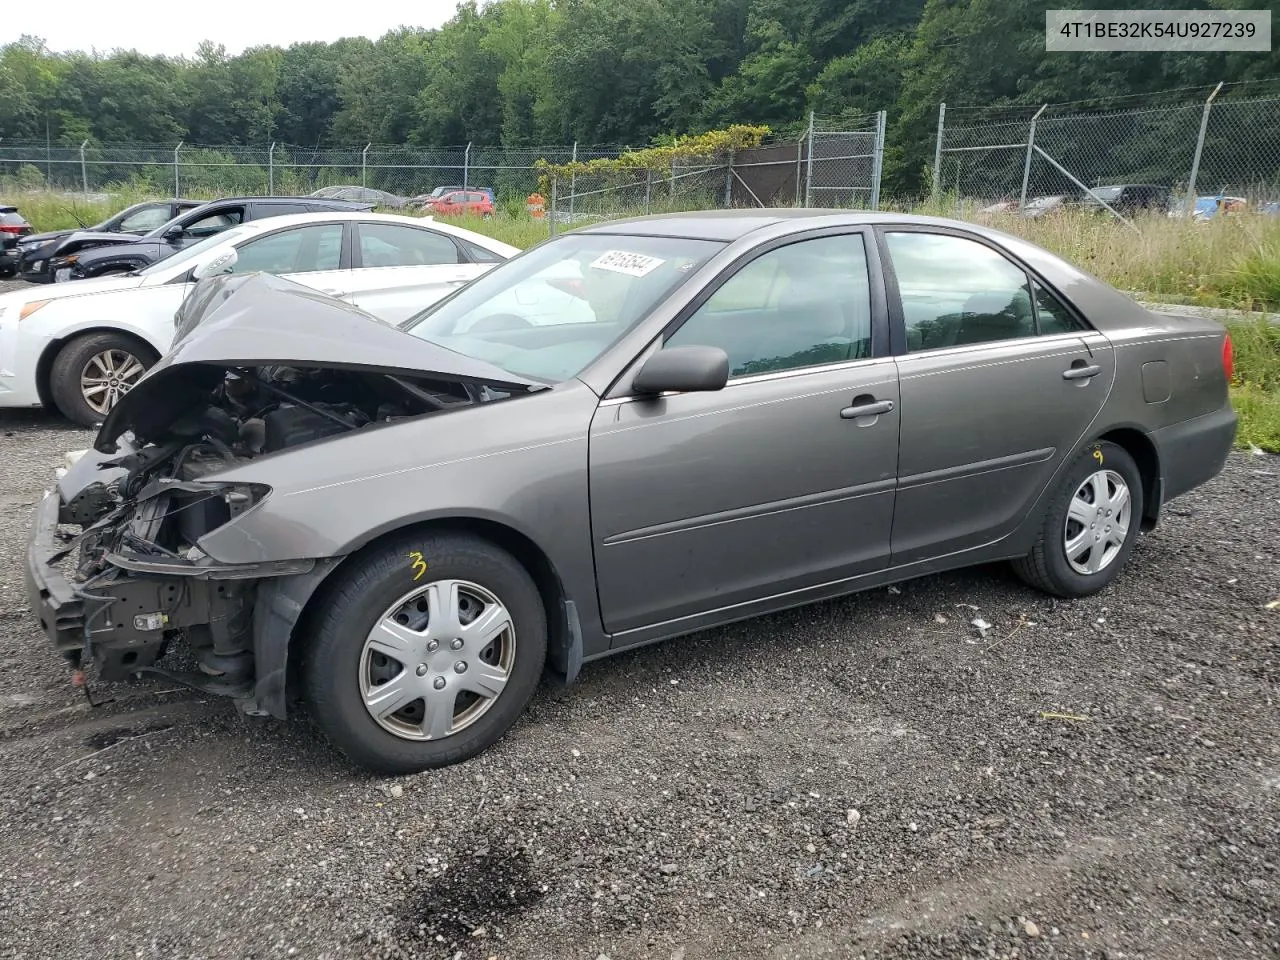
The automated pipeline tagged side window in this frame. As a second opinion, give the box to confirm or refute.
[886,231,1034,352]
[230,223,344,275]
[666,234,873,378]
[184,207,244,238]
[358,223,461,268]
[261,203,312,217]
[460,238,502,263]
[1032,281,1086,334]
[118,207,171,232]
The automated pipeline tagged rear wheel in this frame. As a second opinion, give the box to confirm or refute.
[304,532,547,774]
[1012,440,1143,597]
[49,332,155,427]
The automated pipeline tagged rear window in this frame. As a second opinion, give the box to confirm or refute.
[0,212,26,225]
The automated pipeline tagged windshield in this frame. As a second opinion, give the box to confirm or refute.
[1091,186,1123,202]
[400,233,725,383]
[135,223,258,277]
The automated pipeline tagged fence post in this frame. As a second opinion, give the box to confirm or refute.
[361,143,371,188]
[870,110,887,211]
[644,169,652,213]
[79,140,89,194]
[931,102,945,203]
[795,134,804,207]
[463,142,472,190]
[804,111,815,208]
[549,174,558,237]
[724,149,735,208]
[174,141,183,197]
[1185,81,1223,215]
[268,141,276,195]
[1019,104,1048,210]
[569,141,577,223]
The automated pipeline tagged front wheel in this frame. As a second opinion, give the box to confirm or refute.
[49,332,155,427]
[304,532,547,774]
[1012,440,1144,598]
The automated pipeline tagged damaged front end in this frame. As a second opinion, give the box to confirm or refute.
[26,272,542,714]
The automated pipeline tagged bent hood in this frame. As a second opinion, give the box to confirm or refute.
[96,272,542,451]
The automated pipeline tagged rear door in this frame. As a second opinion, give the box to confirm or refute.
[880,226,1115,565]
[589,229,900,635]
[346,221,490,324]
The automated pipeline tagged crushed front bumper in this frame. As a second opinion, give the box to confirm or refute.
[25,490,87,658]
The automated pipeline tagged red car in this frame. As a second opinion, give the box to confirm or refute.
[425,190,495,218]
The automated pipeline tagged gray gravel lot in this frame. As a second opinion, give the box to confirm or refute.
[0,407,1277,960]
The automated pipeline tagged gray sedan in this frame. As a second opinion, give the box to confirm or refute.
[27,211,1236,774]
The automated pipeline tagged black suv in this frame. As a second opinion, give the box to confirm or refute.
[42,196,375,283]
[18,199,204,283]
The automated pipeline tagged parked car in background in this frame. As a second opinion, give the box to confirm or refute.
[411,186,496,208]
[26,210,1236,774]
[33,196,376,283]
[0,205,34,277]
[2,211,515,425]
[420,189,496,218]
[1167,194,1249,221]
[309,186,411,209]
[1022,194,1074,219]
[17,199,203,283]
[1083,183,1171,215]
[0,211,515,425]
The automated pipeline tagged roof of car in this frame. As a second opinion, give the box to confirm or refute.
[574,209,1008,242]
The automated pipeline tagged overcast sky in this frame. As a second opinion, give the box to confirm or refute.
[7,0,460,57]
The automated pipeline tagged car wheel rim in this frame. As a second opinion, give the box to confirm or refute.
[1063,468,1131,576]
[359,578,515,742]
[81,349,147,415]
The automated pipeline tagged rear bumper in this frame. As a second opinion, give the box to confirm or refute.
[1151,402,1238,505]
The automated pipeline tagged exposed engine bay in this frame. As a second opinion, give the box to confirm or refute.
[47,363,511,695]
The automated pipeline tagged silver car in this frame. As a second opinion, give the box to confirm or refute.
[27,211,1237,773]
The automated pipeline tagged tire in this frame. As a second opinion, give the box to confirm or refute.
[304,531,547,774]
[1012,440,1144,598]
[49,332,156,428]
[0,266,16,279]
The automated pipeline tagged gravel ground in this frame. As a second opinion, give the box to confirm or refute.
[0,407,1277,960]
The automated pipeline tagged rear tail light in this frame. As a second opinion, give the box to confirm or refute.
[0,224,24,234]
[1222,333,1234,382]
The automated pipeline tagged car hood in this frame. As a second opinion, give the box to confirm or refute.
[19,228,75,247]
[0,272,146,307]
[95,272,542,452]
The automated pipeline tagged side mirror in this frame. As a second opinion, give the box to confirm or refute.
[192,247,238,280]
[163,224,185,241]
[632,345,729,396]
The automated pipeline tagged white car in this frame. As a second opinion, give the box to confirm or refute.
[0,211,518,426]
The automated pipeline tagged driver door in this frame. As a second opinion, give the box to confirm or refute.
[588,230,900,638]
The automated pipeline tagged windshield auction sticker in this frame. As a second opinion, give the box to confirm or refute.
[590,251,666,277]
[1046,10,1270,52]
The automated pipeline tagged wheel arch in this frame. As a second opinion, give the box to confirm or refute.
[36,326,165,408]
[1095,425,1161,530]
[263,516,582,720]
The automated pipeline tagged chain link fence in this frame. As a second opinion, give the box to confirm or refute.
[0,114,884,212]
[932,83,1280,222]
[546,112,888,229]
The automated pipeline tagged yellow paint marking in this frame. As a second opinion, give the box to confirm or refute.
[407,551,428,581]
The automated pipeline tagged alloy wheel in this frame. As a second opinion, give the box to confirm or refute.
[80,349,146,415]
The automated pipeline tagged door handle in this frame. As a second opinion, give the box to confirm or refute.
[1062,363,1102,381]
[840,398,895,419]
